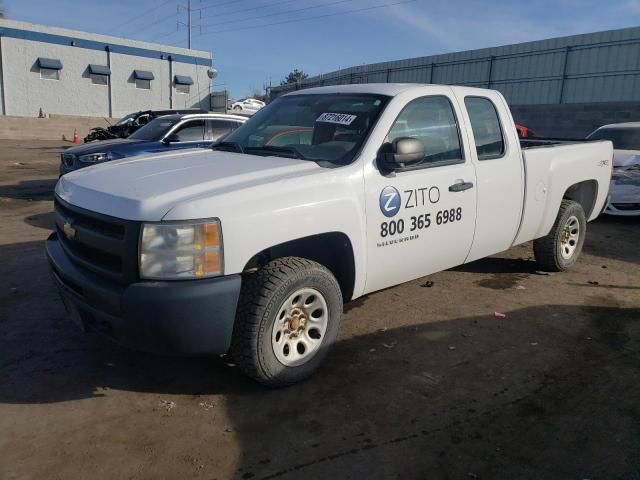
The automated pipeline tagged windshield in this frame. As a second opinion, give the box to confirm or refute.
[219,93,390,166]
[129,117,180,141]
[588,127,640,150]
[115,113,137,126]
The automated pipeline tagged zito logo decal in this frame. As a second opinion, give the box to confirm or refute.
[379,186,401,217]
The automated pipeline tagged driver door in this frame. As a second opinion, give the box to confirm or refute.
[364,94,477,294]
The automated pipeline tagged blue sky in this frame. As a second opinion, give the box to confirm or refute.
[4,0,640,98]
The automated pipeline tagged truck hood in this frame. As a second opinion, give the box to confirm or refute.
[56,149,320,221]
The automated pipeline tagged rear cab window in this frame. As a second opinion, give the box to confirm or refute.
[464,97,505,160]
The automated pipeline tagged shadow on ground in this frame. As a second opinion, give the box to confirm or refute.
[584,215,640,265]
[0,179,57,200]
[1,239,640,479]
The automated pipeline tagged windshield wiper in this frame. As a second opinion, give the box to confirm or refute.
[211,141,244,153]
[244,145,306,159]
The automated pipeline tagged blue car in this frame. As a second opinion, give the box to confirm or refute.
[60,113,246,175]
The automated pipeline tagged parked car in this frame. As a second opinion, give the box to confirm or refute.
[83,109,207,143]
[587,123,640,215]
[230,98,265,115]
[61,113,245,175]
[48,84,612,386]
[515,124,540,139]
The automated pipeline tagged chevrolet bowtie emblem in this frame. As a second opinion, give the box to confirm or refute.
[63,222,76,240]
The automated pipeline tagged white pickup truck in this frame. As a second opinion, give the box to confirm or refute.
[47,84,612,386]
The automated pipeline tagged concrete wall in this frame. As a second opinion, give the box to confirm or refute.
[0,19,212,118]
[0,114,115,141]
[510,102,640,138]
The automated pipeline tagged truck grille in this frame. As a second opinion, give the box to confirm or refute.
[61,153,75,168]
[54,196,140,284]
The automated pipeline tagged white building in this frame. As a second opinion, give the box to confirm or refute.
[0,19,213,117]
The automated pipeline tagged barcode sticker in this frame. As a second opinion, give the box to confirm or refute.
[316,112,357,126]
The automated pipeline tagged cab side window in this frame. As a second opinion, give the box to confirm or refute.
[174,120,205,142]
[386,96,463,167]
[464,97,505,160]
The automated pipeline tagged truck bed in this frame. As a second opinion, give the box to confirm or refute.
[513,139,612,246]
[520,138,600,149]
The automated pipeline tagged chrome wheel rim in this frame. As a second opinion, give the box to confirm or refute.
[271,288,328,367]
[560,215,580,259]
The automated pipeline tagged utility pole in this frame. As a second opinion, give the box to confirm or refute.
[178,0,200,49]
[187,0,191,48]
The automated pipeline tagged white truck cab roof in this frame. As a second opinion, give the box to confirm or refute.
[283,83,494,98]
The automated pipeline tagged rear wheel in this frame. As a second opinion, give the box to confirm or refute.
[534,200,586,271]
[231,257,343,387]
[233,105,242,111]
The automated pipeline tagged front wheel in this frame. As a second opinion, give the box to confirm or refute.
[231,257,343,387]
[534,200,586,271]
[232,105,242,111]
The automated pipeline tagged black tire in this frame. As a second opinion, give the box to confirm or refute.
[231,257,343,387]
[534,199,586,272]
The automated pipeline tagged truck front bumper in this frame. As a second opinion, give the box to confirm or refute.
[46,232,242,355]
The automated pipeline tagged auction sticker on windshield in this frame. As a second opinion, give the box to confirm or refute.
[316,113,357,125]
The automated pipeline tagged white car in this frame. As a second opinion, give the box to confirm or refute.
[588,123,640,216]
[230,98,265,115]
[48,84,612,386]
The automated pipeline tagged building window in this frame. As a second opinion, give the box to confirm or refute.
[37,57,63,81]
[88,64,111,86]
[176,83,190,94]
[133,70,155,90]
[40,68,60,80]
[174,75,193,95]
[91,74,109,86]
[135,79,151,90]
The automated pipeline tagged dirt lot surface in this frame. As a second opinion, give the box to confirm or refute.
[1,140,639,480]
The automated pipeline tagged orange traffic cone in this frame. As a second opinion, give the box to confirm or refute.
[72,128,80,144]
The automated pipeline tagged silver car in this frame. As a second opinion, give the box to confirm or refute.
[588,123,640,216]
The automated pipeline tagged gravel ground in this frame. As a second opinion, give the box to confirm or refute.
[0,140,638,480]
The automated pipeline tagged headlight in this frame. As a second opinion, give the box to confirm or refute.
[139,220,223,280]
[77,152,115,163]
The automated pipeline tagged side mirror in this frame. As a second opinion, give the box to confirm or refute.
[163,133,180,144]
[378,137,425,171]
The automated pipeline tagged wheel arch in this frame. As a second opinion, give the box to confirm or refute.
[563,180,598,219]
[242,232,356,302]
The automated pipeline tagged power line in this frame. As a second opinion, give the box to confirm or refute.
[199,0,418,36]
[110,0,174,34]
[198,0,300,22]
[198,0,249,11]
[199,0,356,30]
[121,12,176,38]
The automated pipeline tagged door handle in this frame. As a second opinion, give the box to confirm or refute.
[449,181,474,192]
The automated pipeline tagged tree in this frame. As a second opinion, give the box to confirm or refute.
[250,89,268,103]
[0,0,5,18]
[280,69,308,86]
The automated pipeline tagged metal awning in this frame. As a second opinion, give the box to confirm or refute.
[37,58,63,70]
[89,64,111,76]
[133,70,154,80]
[174,75,194,85]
